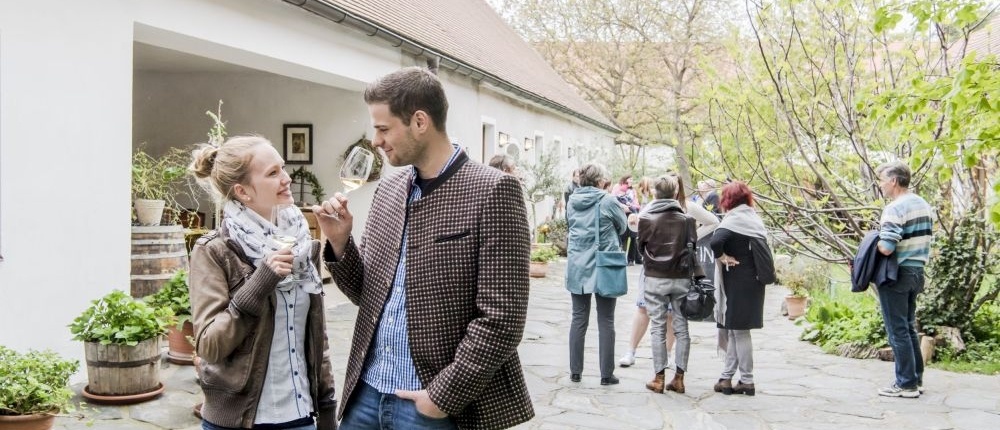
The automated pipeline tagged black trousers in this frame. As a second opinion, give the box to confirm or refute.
[620,230,641,264]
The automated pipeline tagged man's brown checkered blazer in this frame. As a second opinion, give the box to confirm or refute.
[327,152,534,429]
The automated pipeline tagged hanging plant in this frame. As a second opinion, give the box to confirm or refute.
[343,137,382,182]
[289,166,326,205]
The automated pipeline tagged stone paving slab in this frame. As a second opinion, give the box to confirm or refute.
[56,260,1000,429]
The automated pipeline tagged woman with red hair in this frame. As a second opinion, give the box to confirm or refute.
[709,181,774,397]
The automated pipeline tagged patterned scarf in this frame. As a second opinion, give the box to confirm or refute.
[221,200,322,294]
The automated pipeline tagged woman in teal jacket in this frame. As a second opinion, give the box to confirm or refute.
[565,162,628,385]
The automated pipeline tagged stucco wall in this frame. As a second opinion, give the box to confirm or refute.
[0,0,615,369]
[0,1,134,363]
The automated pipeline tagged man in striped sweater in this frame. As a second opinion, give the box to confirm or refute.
[875,161,934,398]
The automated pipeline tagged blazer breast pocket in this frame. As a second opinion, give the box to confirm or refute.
[433,230,471,243]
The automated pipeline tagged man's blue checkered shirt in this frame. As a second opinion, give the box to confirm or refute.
[361,145,461,393]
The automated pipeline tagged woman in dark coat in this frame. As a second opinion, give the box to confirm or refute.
[710,181,771,397]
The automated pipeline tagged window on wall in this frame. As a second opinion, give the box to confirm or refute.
[533,135,544,162]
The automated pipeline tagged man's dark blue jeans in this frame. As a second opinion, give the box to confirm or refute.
[340,382,456,430]
[876,266,925,389]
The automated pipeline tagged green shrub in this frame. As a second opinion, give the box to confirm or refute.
[932,302,1000,374]
[0,346,79,415]
[800,288,886,354]
[530,246,559,263]
[70,290,174,346]
[143,270,191,327]
[546,218,568,256]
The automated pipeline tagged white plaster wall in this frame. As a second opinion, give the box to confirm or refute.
[0,0,398,364]
[131,0,401,89]
[0,0,615,367]
[0,1,134,362]
[473,88,617,226]
[134,71,373,226]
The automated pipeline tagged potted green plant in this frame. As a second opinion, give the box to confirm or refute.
[131,144,190,226]
[779,269,810,320]
[529,246,559,278]
[69,290,173,404]
[0,346,79,430]
[144,270,194,365]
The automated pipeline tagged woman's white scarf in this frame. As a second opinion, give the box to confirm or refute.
[221,201,322,294]
[714,204,767,353]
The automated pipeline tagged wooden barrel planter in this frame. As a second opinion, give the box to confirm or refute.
[81,338,163,404]
[131,225,189,298]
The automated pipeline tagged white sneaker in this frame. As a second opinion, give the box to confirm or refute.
[878,383,919,398]
[618,351,635,367]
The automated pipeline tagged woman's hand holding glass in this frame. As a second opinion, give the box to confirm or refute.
[268,204,298,281]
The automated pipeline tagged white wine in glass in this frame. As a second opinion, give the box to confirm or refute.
[272,234,297,250]
[270,204,298,250]
[340,146,375,193]
[270,203,299,284]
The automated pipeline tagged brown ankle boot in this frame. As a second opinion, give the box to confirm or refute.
[645,372,665,393]
[733,382,755,396]
[666,372,685,393]
[714,378,733,394]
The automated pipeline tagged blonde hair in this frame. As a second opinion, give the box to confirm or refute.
[635,176,653,204]
[654,172,688,211]
[189,135,271,204]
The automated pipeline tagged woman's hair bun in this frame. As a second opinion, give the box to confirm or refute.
[190,144,219,179]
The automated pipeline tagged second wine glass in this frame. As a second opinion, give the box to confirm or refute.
[340,146,375,193]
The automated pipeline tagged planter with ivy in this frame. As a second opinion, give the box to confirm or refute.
[289,166,326,207]
[145,270,194,365]
[0,346,79,430]
[69,290,173,404]
[529,246,559,278]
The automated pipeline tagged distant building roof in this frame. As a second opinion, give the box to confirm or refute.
[967,11,1000,57]
[285,0,619,133]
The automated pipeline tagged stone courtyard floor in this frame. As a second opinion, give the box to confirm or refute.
[55,261,1000,429]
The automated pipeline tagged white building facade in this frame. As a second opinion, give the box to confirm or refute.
[0,0,617,362]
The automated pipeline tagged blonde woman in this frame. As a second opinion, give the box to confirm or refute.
[188,136,338,430]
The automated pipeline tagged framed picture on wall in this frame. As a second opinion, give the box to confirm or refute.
[283,124,313,164]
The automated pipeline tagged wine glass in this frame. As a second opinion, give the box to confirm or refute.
[340,146,375,193]
[270,203,299,285]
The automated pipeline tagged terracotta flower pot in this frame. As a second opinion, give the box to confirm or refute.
[0,413,55,430]
[167,321,195,365]
[785,295,808,320]
[529,261,548,278]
